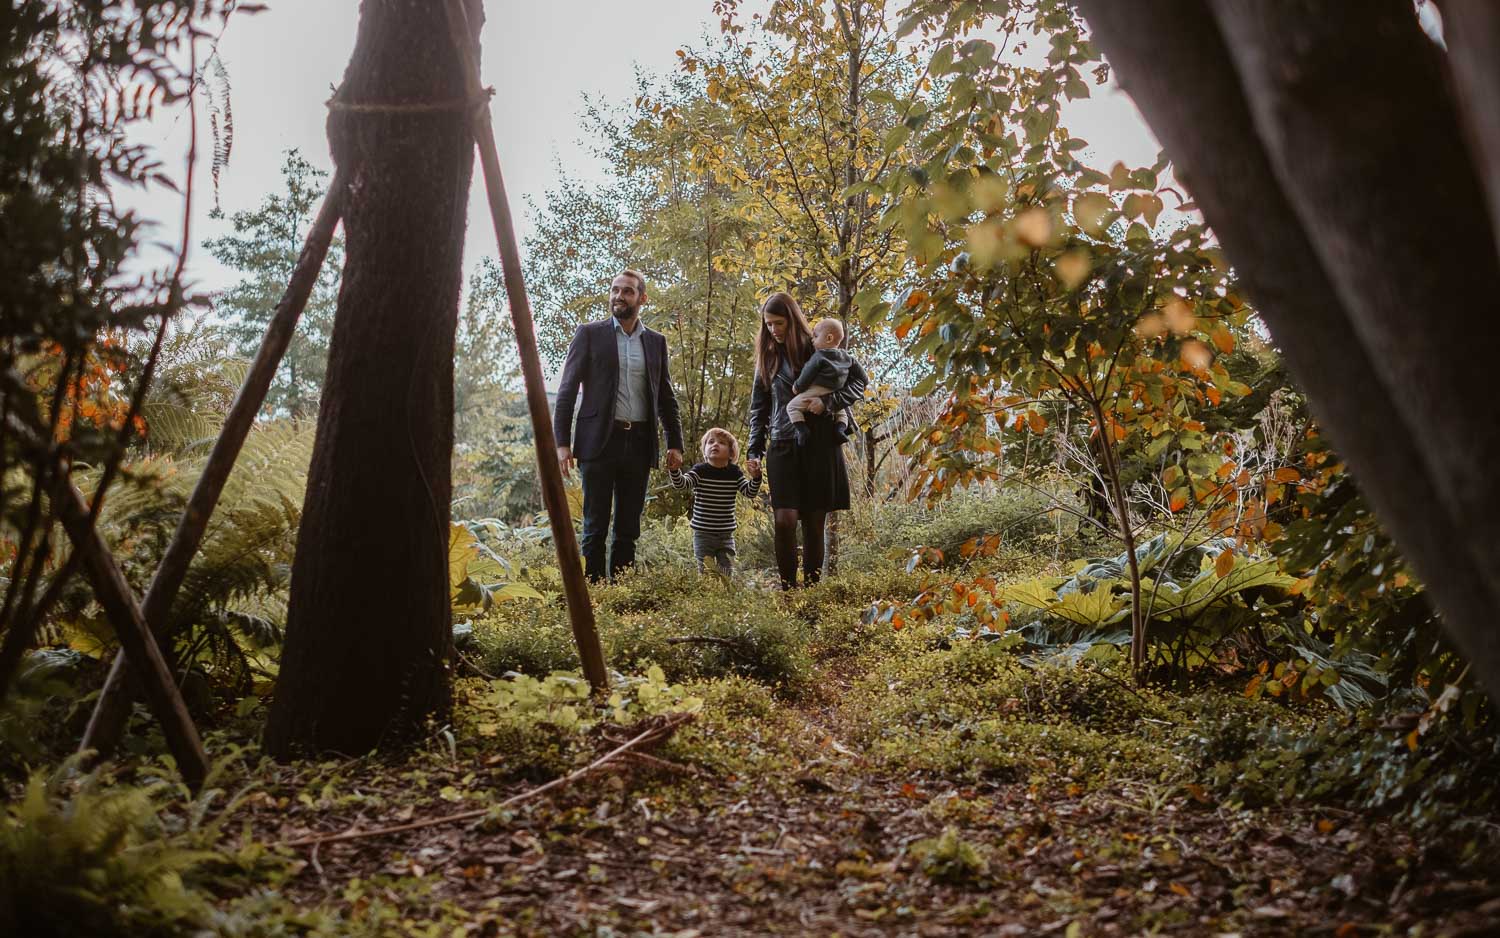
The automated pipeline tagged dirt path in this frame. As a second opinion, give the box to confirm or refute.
[252,668,1499,937]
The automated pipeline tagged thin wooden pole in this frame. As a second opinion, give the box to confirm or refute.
[439,0,607,692]
[1,410,207,790]
[79,176,347,760]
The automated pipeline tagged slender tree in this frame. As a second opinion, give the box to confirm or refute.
[265,0,479,756]
[204,149,342,419]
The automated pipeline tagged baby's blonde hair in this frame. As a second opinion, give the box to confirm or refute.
[813,318,845,343]
[700,427,740,461]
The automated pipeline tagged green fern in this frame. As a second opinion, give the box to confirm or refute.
[0,762,218,937]
[33,332,313,697]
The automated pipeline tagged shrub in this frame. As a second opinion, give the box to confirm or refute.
[472,576,812,693]
[461,667,705,781]
[1182,695,1500,833]
[845,641,1173,783]
[666,676,813,777]
[911,826,990,886]
[841,483,1073,572]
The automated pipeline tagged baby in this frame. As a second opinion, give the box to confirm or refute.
[667,427,763,576]
[787,318,857,447]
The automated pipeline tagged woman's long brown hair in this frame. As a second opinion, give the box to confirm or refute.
[754,291,814,387]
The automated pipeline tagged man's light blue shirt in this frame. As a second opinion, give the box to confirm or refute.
[612,315,649,423]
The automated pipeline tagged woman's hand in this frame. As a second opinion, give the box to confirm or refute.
[804,396,826,415]
[746,458,762,479]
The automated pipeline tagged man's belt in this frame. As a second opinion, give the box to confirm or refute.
[614,419,647,431]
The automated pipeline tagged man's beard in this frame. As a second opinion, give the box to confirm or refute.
[611,302,639,321]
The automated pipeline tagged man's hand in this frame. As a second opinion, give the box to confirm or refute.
[805,396,826,415]
[665,448,684,471]
[746,458,762,479]
[557,445,575,477]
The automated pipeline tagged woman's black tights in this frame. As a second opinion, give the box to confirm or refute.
[773,508,826,590]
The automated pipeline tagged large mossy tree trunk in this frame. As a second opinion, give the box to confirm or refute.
[265,0,478,758]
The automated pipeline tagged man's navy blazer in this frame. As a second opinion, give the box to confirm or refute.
[553,318,684,466]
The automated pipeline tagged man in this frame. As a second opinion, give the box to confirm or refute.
[554,269,684,581]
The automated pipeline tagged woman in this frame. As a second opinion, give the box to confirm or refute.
[746,292,868,589]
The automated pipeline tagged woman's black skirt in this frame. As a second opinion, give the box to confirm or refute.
[766,416,851,512]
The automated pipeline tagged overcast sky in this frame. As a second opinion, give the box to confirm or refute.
[131,0,1165,296]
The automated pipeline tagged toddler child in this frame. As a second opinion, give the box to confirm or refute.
[787,318,858,446]
[667,427,763,575]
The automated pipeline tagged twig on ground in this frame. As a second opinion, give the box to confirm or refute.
[666,636,742,649]
[457,650,499,680]
[278,712,695,849]
[621,750,698,776]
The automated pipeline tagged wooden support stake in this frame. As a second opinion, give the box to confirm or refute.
[439,0,608,692]
[0,408,208,791]
[79,176,347,761]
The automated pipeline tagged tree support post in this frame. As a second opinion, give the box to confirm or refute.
[439,0,608,693]
[78,175,347,762]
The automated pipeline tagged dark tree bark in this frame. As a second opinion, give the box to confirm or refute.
[1074,0,1500,699]
[1210,0,1500,590]
[1433,0,1500,246]
[264,0,477,757]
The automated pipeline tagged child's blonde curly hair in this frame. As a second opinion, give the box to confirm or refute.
[700,427,740,461]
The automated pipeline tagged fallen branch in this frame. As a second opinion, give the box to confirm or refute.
[619,750,698,776]
[279,712,694,849]
[665,636,743,649]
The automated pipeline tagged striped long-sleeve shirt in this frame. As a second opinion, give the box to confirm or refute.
[667,462,762,532]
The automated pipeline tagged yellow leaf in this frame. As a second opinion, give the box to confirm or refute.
[1162,297,1195,335]
[1056,249,1091,289]
[1013,207,1052,247]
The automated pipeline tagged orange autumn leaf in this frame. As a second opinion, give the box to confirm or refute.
[1211,324,1235,354]
[1214,550,1235,578]
[1272,467,1301,483]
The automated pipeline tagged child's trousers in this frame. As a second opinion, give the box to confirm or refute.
[693,529,736,576]
[786,384,847,426]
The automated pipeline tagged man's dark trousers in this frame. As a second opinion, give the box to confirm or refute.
[579,422,652,581]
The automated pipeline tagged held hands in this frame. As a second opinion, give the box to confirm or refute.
[746,458,762,479]
[665,448,684,471]
[556,446,574,477]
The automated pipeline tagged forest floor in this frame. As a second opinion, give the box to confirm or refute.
[224,641,1500,937]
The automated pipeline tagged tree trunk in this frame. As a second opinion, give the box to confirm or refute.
[1210,0,1500,604]
[264,0,476,757]
[1090,400,1143,679]
[1076,0,1500,699]
[1432,0,1500,251]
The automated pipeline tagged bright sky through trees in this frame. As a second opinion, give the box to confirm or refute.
[129,0,1163,293]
